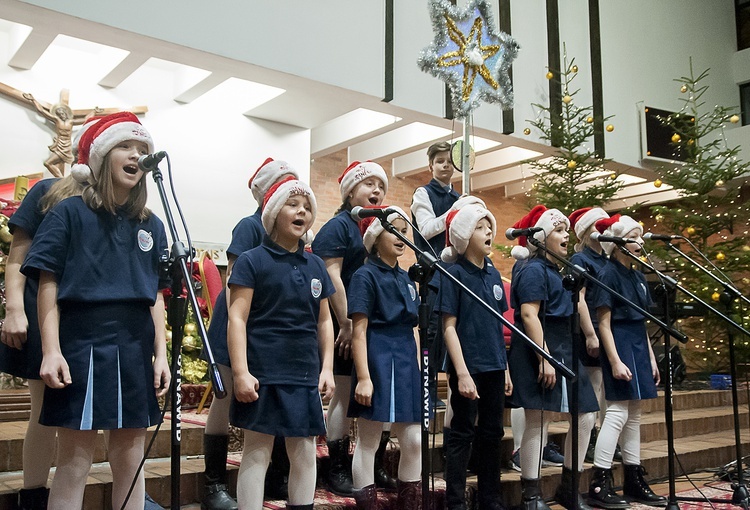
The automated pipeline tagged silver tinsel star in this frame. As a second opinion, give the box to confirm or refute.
[418,0,519,118]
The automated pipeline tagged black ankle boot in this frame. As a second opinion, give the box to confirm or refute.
[555,467,592,510]
[587,467,629,509]
[374,431,397,492]
[622,464,666,507]
[353,484,379,510]
[202,434,238,510]
[522,478,551,510]
[265,436,289,500]
[17,487,49,510]
[326,436,354,496]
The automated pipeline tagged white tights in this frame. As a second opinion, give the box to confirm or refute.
[326,375,352,440]
[593,400,642,468]
[204,364,234,435]
[23,379,56,489]
[237,430,317,509]
[520,409,596,479]
[351,419,421,489]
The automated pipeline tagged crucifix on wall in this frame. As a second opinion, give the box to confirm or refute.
[0,82,148,177]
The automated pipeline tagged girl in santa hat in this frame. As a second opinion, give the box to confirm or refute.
[508,205,598,510]
[311,161,395,494]
[227,176,335,510]
[347,206,422,508]
[22,112,170,510]
[586,215,665,509]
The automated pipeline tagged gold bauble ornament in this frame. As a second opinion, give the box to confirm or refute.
[523,128,531,135]
[716,180,725,187]
[184,323,197,336]
[605,124,614,132]
[730,114,740,124]
[567,160,577,169]
[671,133,681,143]
[686,226,696,235]
[562,95,572,104]
[586,116,594,123]
[546,71,554,80]
[166,330,173,342]
[654,179,663,188]
[571,65,579,73]
[687,139,694,145]
[716,252,726,262]
[610,172,617,180]
[712,292,721,302]
[182,335,199,352]
[743,245,750,252]
[0,225,12,244]
[680,84,688,93]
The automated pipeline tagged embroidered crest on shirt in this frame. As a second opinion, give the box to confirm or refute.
[311,278,322,298]
[408,284,417,301]
[137,229,154,252]
[493,283,503,301]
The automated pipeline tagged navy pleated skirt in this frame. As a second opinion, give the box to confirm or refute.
[230,384,326,437]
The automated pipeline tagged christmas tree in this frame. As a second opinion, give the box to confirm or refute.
[524,51,623,214]
[646,61,750,375]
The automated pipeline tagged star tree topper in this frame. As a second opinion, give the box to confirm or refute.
[418,0,519,119]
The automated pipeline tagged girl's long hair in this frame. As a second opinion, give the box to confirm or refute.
[81,153,151,220]
[40,175,85,214]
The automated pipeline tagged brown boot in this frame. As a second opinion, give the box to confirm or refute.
[353,484,379,509]
[397,480,422,510]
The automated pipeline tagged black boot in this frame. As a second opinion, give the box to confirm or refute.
[353,484,379,510]
[202,434,238,510]
[374,431,397,492]
[521,478,551,510]
[286,505,314,510]
[555,467,592,510]
[265,436,289,500]
[622,464,666,507]
[17,487,49,510]
[585,427,599,463]
[444,430,472,510]
[397,480,422,510]
[476,435,503,510]
[587,467,629,509]
[326,437,354,496]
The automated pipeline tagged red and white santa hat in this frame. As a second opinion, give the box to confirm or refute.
[70,112,153,184]
[510,205,570,260]
[72,115,105,158]
[569,206,610,253]
[261,176,317,235]
[594,214,643,256]
[338,161,388,202]
[248,157,299,205]
[441,203,497,263]
[358,205,408,253]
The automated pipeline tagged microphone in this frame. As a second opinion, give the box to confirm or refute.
[643,232,683,242]
[137,151,167,172]
[590,232,639,245]
[505,226,544,240]
[350,206,401,221]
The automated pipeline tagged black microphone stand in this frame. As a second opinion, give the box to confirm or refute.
[150,159,227,510]
[380,218,575,509]
[623,243,750,508]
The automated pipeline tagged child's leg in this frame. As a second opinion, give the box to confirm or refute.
[391,422,421,482]
[593,400,628,469]
[23,379,56,489]
[237,430,274,510]
[520,409,548,480]
[619,400,642,465]
[108,428,147,510]
[563,411,596,471]
[585,367,606,427]
[444,373,478,509]
[47,429,97,510]
[202,365,238,506]
[351,418,382,489]
[475,371,505,504]
[204,365,233,435]
[511,407,525,451]
[285,436,317,505]
[326,375,351,439]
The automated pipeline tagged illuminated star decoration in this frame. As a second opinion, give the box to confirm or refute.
[418,0,519,119]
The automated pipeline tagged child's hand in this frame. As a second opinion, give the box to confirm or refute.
[335,321,353,360]
[458,373,478,400]
[538,359,556,389]
[585,334,600,359]
[0,308,28,350]
[650,357,660,385]
[319,369,335,402]
[612,361,632,381]
[504,370,513,396]
[153,355,170,397]
[354,378,374,407]
[40,352,71,389]
[234,372,260,402]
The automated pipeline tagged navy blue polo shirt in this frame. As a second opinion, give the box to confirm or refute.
[347,257,419,329]
[437,255,508,374]
[592,258,652,322]
[227,208,263,258]
[229,236,335,386]
[8,178,59,237]
[512,255,573,320]
[570,246,608,329]
[311,210,366,288]
[413,179,459,255]
[21,196,169,304]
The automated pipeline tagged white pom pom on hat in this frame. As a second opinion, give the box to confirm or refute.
[440,203,497,263]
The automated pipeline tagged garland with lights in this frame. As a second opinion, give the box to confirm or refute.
[644,62,750,375]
